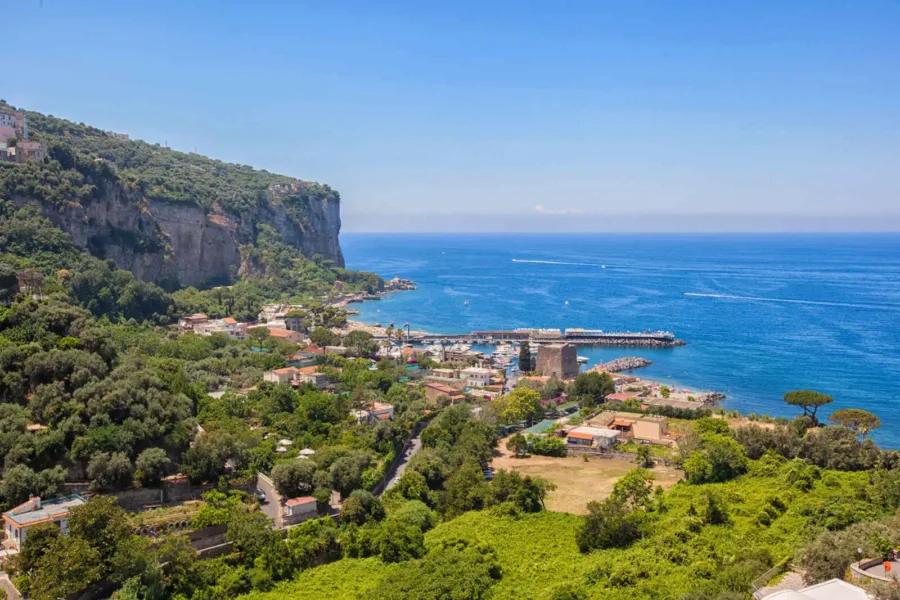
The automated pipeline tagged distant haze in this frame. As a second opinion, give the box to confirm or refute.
[5,1,899,232]
[343,213,900,233]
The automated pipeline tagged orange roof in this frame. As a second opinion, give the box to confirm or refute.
[222,317,237,324]
[285,496,315,506]
[296,365,320,374]
[268,328,296,338]
[612,418,635,427]
[567,431,595,440]
[300,344,326,354]
[426,383,456,394]
[272,367,298,375]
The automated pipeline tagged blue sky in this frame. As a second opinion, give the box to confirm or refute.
[5,0,900,231]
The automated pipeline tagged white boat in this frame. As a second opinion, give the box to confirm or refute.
[577,356,589,364]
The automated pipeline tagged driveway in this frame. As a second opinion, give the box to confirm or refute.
[383,435,423,493]
[0,573,22,600]
[256,473,283,529]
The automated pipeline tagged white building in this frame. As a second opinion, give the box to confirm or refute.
[767,579,868,600]
[195,317,248,340]
[460,367,493,388]
[2,495,87,551]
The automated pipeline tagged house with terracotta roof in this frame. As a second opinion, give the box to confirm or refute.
[3,495,87,551]
[606,392,644,403]
[178,313,208,332]
[283,496,317,526]
[424,382,458,403]
[266,328,304,344]
[263,367,326,388]
[352,402,394,425]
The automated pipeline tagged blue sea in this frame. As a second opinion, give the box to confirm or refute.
[341,234,900,447]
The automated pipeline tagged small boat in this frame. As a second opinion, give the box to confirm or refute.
[602,265,606,269]
[564,300,569,306]
[577,356,589,364]
[464,301,469,306]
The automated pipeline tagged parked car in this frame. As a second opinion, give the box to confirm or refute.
[257,489,267,503]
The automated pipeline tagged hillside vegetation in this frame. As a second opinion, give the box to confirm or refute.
[1,100,337,219]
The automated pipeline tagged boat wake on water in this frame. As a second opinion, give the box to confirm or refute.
[683,292,900,311]
[512,258,606,267]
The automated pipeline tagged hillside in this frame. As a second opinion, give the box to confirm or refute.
[0,101,344,288]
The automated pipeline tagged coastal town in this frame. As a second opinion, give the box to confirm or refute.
[0,75,892,599]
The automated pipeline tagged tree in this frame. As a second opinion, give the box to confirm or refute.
[518,341,533,373]
[0,262,18,304]
[28,536,102,600]
[87,451,134,490]
[784,390,833,425]
[247,326,271,348]
[135,447,171,487]
[611,468,655,510]
[571,372,615,408]
[444,462,488,518]
[660,385,671,398]
[226,509,282,563]
[506,432,528,458]
[66,496,132,565]
[635,444,654,468]
[577,497,642,553]
[683,433,748,484]
[345,330,375,357]
[496,387,543,424]
[15,522,60,573]
[828,408,881,440]
[339,490,385,526]
[329,453,372,498]
[272,459,317,498]
[378,518,426,563]
[309,326,339,347]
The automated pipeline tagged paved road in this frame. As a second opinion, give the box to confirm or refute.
[383,435,423,493]
[256,473,282,528]
[0,573,22,600]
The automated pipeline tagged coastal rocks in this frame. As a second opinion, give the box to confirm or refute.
[699,391,726,405]
[596,357,652,372]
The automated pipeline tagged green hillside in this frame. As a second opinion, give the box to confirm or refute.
[1,100,337,219]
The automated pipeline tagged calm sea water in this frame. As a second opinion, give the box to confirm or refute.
[341,234,900,447]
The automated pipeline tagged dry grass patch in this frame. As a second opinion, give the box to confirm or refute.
[492,436,683,514]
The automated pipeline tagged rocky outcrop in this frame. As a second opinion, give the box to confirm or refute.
[13,179,343,289]
[594,357,652,372]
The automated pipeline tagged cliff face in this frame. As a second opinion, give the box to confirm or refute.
[14,178,343,288]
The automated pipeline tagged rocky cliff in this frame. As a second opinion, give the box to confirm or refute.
[13,178,343,288]
[2,102,345,289]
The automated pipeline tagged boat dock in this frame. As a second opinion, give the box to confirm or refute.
[395,328,683,348]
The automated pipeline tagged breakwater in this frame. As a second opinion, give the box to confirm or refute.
[398,328,684,348]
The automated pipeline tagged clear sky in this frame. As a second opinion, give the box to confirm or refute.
[5,0,899,231]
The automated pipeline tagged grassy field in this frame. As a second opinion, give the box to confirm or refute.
[492,437,683,514]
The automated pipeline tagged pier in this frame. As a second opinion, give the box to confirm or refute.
[391,328,684,348]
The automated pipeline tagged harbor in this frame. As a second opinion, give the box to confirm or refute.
[379,327,684,348]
